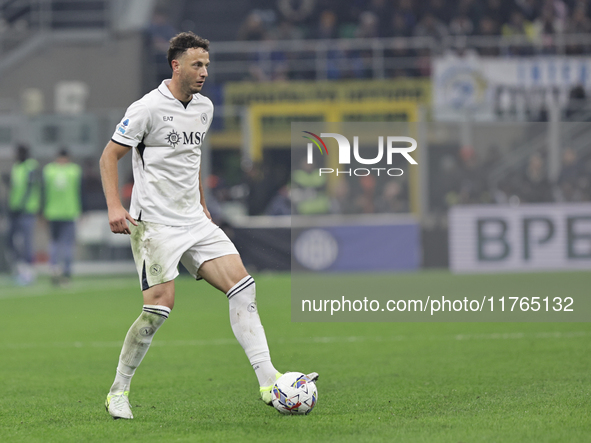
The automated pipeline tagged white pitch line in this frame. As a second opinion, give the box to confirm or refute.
[0,279,137,300]
[0,331,588,350]
[453,331,589,340]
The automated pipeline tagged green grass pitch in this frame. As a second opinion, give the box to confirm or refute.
[0,271,590,442]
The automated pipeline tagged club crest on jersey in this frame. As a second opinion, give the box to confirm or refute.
[150,264,162,276]
[165,130,181,148]
[200,113,208,125]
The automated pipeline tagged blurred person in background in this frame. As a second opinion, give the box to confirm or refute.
[478,16,501,55]
[530,1,565,54]
[502,10,534,41]
[420,0,452,26]
[245,162,271,215]
[238,11,268,41]
[365,0,393,38]
[387,11,414,76]
[355,11,380,38]
[265,184,291,216]
[330,179,356,214]
[354,174,377,214]
[413,13,448,41]
[42,148,82,286]
[457,145,487,204]
[557,148,585,202]
[313,10,339,39]
[435,154,461,210]
[483,0,507,26]
[353,12,380,77]
[566,5,591,53]
[567,5,591,33]
[519,152,553,203]
[270,19,304,40]
[449,13,474,37]
[375,181,408,213]
[277,0,315,24]
[565,84,587,119]
[397,0,417,31]
[391,11,413,37]
[7,143,41,285]
[516,0,540,22]
[291,158,330,214]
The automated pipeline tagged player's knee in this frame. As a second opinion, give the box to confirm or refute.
[149,295,174,310]
[143,283,175,309]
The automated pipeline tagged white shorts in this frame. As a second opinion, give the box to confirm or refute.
[129,218,239,290]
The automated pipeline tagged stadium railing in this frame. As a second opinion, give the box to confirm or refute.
[207,33,591,83]
[0,0,111,75]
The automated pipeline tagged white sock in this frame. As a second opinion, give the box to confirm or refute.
[109,305,171,394]
[227,275,278,387]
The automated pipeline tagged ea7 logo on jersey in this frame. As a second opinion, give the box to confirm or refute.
[163,116,173,121]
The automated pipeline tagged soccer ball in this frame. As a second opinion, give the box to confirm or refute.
[271,372,318,415]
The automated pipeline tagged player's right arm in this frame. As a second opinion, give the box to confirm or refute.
[99,140,137,234]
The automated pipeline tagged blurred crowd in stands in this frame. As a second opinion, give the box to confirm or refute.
[144,0,591,85]
[229,0,591,80]
[237,0,591,42]
[430,143,591,214]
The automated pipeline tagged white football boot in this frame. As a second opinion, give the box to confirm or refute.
[306,372,319,382]
[105,391,133,419]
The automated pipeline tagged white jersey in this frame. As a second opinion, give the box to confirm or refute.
[111,79,214,226]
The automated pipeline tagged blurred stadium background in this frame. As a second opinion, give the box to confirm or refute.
[1,0,591,278]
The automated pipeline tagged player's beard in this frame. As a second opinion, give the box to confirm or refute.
[189,81,202,94]
[181,75,202,96]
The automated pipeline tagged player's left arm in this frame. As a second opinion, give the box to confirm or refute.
[199,167,212,220]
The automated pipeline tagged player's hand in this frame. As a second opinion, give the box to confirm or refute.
[203,206,212,221]
[108,205,138,234]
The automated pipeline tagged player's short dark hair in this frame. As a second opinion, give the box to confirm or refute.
[167,32,210,69]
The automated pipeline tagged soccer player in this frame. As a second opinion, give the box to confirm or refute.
[100,32,315,419]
